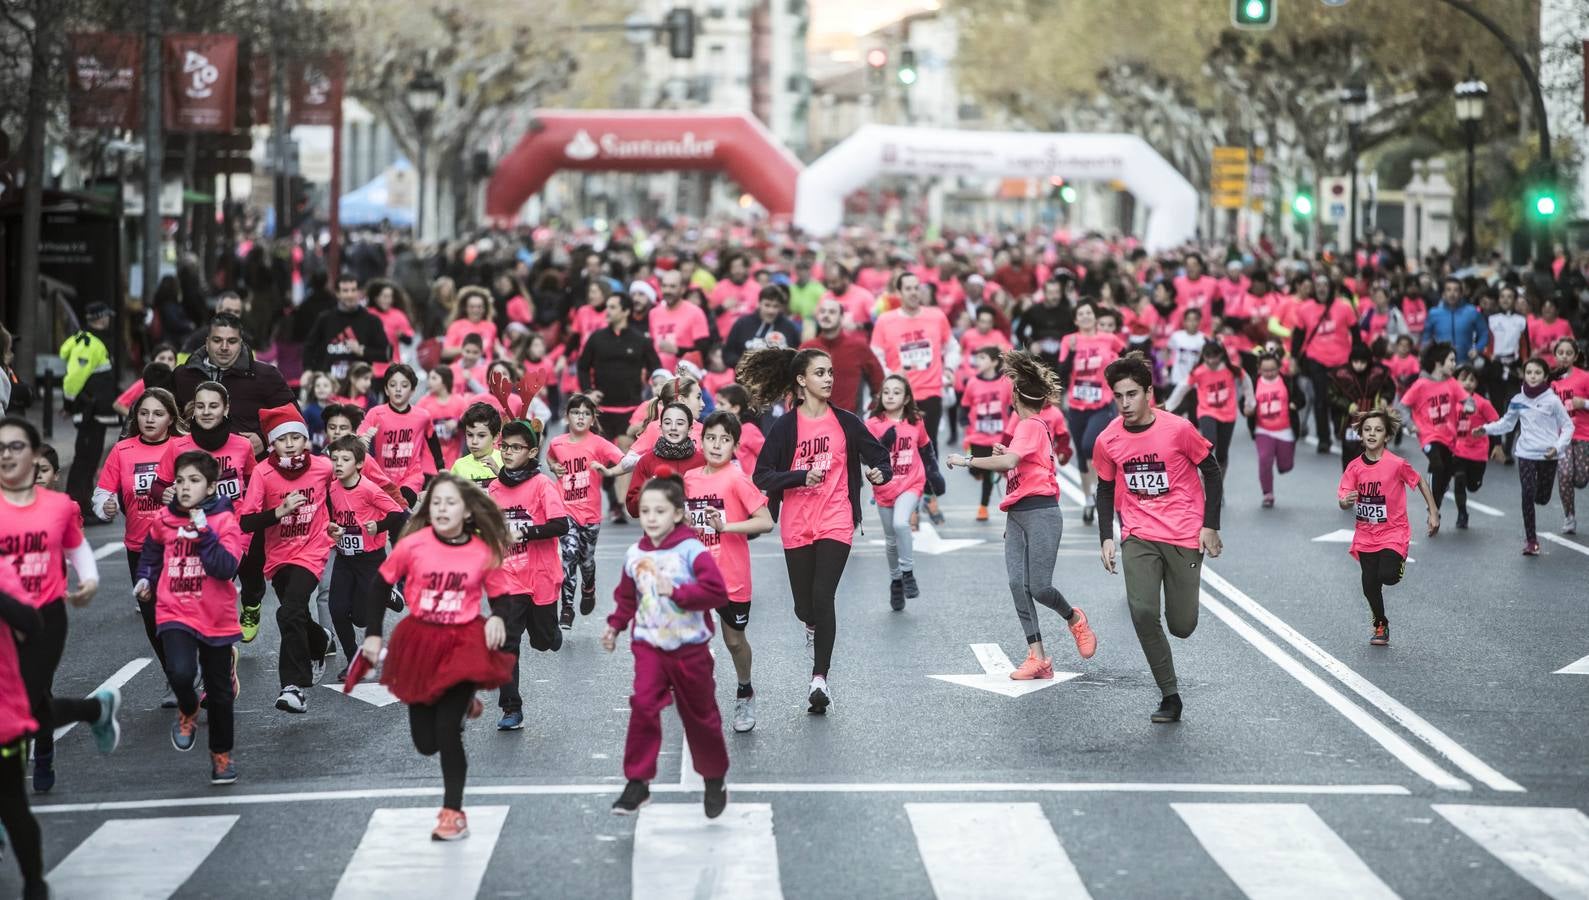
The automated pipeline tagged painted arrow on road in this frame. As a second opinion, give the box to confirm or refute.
[1554,654,1589,675]
[930,643,1081,697]
[869,520,983,555]
[324,681,401,707]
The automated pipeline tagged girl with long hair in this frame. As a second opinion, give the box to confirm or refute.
[1549,338,1589,533]
[366,279,417,376]
[442,286,501,362]
[866,374,945,611]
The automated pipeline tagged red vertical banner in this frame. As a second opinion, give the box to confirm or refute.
[289,56,344,127]
[163,33,238,132]
[66,33,140,130]
[251,57,272,127]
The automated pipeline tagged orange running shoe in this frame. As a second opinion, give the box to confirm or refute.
[432,808,470,841]
[1068,608,1098,659]
[1009,651,1053,680]
[976,505,989,522]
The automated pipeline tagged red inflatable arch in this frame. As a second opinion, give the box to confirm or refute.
[485,111,802,222]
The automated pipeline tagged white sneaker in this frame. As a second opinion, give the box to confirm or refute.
[275,686,307,714]
[807,676,831,715]
[1565,516,1578,535]
[732,696,756,733]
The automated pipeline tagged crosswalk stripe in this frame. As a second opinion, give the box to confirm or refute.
[1433,805,1589,899]
[632,802,782,899]
[906,802,1091,898]
[49,814,238,899]
[1172,803,1397,899]
[331,806,509,899]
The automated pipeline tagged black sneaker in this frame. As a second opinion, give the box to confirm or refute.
[611,779,650,815]
[1456,510,1469,530]
[579,586,597,616]
[386,584,406,612]
[889,579,905,611]
[1370,622,1390,646]
[704,777,727,819]
[559,602,575,630]
[901,570,919,599]
[1151,693,1182,724]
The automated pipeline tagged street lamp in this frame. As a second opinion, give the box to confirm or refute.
[1339,82,1369,255]
[1454,66,1488,263]
[406,71,444,238]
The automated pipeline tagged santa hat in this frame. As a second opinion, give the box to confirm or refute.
[260,404,309,445]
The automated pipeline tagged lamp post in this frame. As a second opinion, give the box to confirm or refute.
[405,71,444,239]
[1339,82,1369,255]
[1453,67,1488,264]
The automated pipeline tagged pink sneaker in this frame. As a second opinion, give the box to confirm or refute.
[1009,651,1053,680]
[1068,608,1098,659]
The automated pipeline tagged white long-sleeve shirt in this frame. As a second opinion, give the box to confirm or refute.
[1487,312,1527,360]
[1481,389,1573,460]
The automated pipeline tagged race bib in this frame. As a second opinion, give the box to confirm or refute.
[215,477,241,499]
[1036,338,1062,357]
[686,497,723,546]
[337,529,366,556]
[330,362,350,381]
[1071,382,1104,405]
[1123,461,1170,497]
[133,466,157,494]
[1354,494,1388,524]
[899,339,933,371]
[976,416,1003,435]
[434,419,458,441]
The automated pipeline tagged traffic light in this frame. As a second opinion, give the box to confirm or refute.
[1292,192,1314,217]
[667,7,696,59]
[1531,190,1559,220]
[898,48,917,86]
[1059,185,1078,204]
[865,47,887,85]
[1232,0,1277,29]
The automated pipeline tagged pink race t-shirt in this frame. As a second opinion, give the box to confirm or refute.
[157,433,256,502]
[379,529,494,625]
[364,403,434,492]
[0,558,37,743]
[1298,300,1357,368]
[97,437,172,551]
[1339,451,1421,558]
[1454,395,1499,462]
[963,375,1013,448]
[418,393,471,467]
[444,318,499,361]
[1400,297,1428,336]
[1399,377,1468,449]
[1000,416,1059,511]
[237,456,335,579]
[867,416,928,507]
[735,422,765,472]
[684,465,767,603]
[1252,375,1292,433]
[0,489,84,607]
[1189,365,1238,423]
[115,378,145,411]
[545,433,625,526]
[1092,413,1212,550]
[1552,367,1589,442]
[147,505,248,640]
[368,306,415,376]
[825,285,877,326]
[871,307,952,400]
[487,474,567,605]
[328,475,403,556]
[780,409,852,548]
[648,301,710,371]
[1529,317,1573,361]
[1061,333,1122,412]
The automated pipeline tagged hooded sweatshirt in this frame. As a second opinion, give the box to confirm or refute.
[135,494,248,642]
[607,523,727,651]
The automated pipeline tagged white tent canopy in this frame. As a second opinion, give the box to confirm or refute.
[795,125,1199,251]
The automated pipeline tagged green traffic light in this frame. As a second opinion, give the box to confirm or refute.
[1293,195,1314,217]
[1233,0,1274,27]
[898,68,917,86]
[1536,196,1557,217]
[1245,0,1266,18]
[1059,185,1078,203]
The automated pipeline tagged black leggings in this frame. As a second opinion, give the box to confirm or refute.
[1519,457,1558,543]
[18,600,103,760]
[160,631,235,753]
[1452,457,1486,517]
[784,539,851,678]
[272,565,329,690]
[0,739,43,890]
[1197,416,1236,477]
[1304,358,1337,448]
[127,547,168,669]
[971,444,995,506]
[329,551,384,662]
[919,396,943,452]
[239,531,267,609]
[1424,441,1455,512]
[1357,548,1404,625]
[409,682,474,811]
[497,596,562,714]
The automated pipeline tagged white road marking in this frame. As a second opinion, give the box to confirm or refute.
[929,643,1080,697]
[92,541,125,560]
[53,658,154,741]
[680,730,703,789]
[868,519,983,554]
[1173,803,1397,899]
[907,802,1091,898]
[1434,805,1589,899]
[1541,532,1589,557]
[632,803,782,899]
[324,681,401,707]
[1466,501,1505,517]
[49,814,238,899]
[30,781,1411,814]
[1200,590,1468,791]
[332,806,508,899]
[1554,654,1589,675]
[1311,529,1356,543]
[1201,567,1525,793]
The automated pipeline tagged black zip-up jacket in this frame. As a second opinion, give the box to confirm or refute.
[754,406,893,527]
[302,306,391,377]
[172,346,296,443]
[578,325,662,409]
[1014,301,1076,366]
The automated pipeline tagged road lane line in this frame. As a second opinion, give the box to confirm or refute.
[1541,532,1589,557]
[92,541,125,560]
[907,802,1091,898]
[333,806,508,899]
[48,814,237,898]
[1199,590,1468,791]
[53,658,154,741]
[1555,654,1589,675]
[30,782,1411,813]
[1173,803,1397,899]
[633,803,782,899]
[1200,568,1525,793]
[1433,805,1589,899]
[1465,501,1504,517]
[679,729,703,789]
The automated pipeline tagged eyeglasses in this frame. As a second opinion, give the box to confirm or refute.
[0,441,30,455]
[499,443,531,453]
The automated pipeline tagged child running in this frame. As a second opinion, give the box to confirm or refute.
[419,366,471,469]
[624,403,706,518]
[1057,301,1123,525]
[133,451,248,784]
[946,351,1097,678]
[326,436,408,677]
[1166,340,1249,479]
[961,346,1012,521]
[1451,365,1500,529]
[603,472,731,818]
[1338,409,1440,645]
[866,375,945,611]
[450,402,504,487]
[1472,357,1574,555]
[1399,342,1467,515]
[1243,350,1303,508]
[0,560,47,897]
[1549,337,1589,534]
[714,384,764,470]
[486,420,569,732]
[684,411,774,732]
[545,394,625,628]
[361,364,443,505]
[362,474,515,841]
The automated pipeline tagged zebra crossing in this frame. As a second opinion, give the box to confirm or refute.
[21,797,1589,899]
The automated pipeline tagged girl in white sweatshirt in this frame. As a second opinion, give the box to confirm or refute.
[1473,357,1573,555]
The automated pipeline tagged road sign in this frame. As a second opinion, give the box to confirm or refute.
[1211,146,1250,210]
[929,644,1081,697]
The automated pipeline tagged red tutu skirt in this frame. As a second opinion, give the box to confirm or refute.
[380,616,514,705]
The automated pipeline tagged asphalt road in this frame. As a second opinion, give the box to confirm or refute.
[6,426,1588,899]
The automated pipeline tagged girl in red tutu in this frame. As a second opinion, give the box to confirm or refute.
[360,473,514,841]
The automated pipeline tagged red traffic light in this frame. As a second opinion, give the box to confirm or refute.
[865,48,888,69]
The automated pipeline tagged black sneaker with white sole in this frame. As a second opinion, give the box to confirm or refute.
[889,579,905,611]
[807,676,831,715]
[1151,693,1182,723]
[579,586,597,616]
[611,779,650,815]
[275,686,307,714]
[704,778,727,819]
[900,570,919,599]
[559,602,575,630]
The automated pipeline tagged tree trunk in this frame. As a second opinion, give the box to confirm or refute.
[14,3,56,391]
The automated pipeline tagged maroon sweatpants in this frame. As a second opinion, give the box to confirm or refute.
[623,640,729,782]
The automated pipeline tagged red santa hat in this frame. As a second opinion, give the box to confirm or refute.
[260,404,309,445]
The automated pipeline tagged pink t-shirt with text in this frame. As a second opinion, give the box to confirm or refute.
[0,489,84,607]
[545,433,625,526]
[871,307,952,400]
[364,403,435,492]
[684,465,766,603]
[379,529,494,625]
[147,505,248,640]
[487,474,567,605]
[780,409,852,548]
[867,416,928,507]
[97,437,172,551]
[1092,413,1211,549]
[157,433,256,502]
[1339,451,1421,558]
[237,456,335,579]
[1000,416,1059,511]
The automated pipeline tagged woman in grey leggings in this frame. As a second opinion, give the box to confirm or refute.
[946,351,1097,680]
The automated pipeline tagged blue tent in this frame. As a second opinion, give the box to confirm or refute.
[339,160,415,228]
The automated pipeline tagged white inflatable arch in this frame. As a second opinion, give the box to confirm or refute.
[795,125,1199,251]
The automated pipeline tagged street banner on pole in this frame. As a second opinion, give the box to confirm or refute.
[251,58,272,129]
[289,57,344,127]
[66,33,141,130]
[163,34,238,132]
[1211,146,1248,210]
